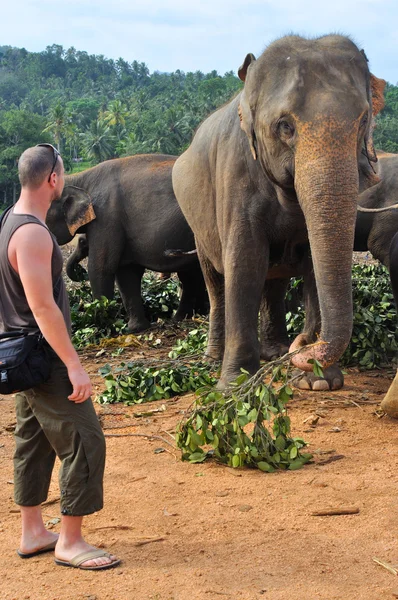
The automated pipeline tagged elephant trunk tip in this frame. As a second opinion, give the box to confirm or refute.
[289,336,348,372]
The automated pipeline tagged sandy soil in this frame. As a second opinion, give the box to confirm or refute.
[1,332,398,600]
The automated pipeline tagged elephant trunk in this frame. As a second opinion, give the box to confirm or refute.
[291,148,359,370]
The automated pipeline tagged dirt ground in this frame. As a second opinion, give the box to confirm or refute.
[1,330,398,600]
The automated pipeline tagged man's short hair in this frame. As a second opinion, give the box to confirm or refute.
[18,145,62,189]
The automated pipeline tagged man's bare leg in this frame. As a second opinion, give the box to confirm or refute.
[19,506,58,554]
[55,515,118,568]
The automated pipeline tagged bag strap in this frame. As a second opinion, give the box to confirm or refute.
[0,205,62,301]
[0,330,28,340]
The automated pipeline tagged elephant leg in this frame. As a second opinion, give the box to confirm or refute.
[381,232,398,418]
[192,267,210,316]
[174,267,209,321]
[293,261,344,391]
[259,279,290,360]
[88,260,116,300]
[381,372,398,418]
[389,231,398,308]
[220,246,268,387]
[115,264,150,333]
[86,229,125,300]
[196,246,225,362]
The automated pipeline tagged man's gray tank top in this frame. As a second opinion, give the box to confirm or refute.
[0,208,71,334]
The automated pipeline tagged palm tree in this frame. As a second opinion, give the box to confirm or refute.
[80,120,115,163]
[43,102,69,152]
[103,99,130,140]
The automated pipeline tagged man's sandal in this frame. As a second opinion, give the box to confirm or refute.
[17,540,57,559]
[55,549,121,570]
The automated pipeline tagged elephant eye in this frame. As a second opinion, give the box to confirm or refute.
[278,119,295,139]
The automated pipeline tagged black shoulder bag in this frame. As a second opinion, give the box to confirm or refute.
[0,206,52,394]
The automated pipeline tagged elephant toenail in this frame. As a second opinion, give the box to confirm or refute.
[312,379,329,391]
[298,379,311,390]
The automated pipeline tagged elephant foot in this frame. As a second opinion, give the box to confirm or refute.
[204,344,224,363]
[127,317,151,334]
[380,371,398,418]
[260,341,289,361]
[204,352,223,365]
[292,365,344,392]
[216,378,227,391]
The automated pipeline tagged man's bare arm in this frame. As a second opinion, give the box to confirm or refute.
[9,223,92,402]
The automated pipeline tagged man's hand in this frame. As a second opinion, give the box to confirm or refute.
[67,364,92,403]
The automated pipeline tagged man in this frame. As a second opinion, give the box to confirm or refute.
[0,145,120,570]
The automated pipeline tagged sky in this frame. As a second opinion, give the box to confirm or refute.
[1,0,397,84]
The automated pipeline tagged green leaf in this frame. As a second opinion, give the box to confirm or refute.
[189,452,207,463]
[274,435,286,451]
[257,461,275,473]
[288,458,307,471]
[232,455,240,468]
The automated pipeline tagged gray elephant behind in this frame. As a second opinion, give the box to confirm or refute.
[46,154,208,332]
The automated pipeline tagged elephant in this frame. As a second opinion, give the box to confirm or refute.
[260,152,398,391]
[172,34,385,387]
[46,154,209,333]
[381,228,398,417]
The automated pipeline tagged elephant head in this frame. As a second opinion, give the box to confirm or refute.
[237,35,386,371]
[46,185,96,245]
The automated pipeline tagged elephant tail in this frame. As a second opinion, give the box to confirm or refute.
[164,248,198,257]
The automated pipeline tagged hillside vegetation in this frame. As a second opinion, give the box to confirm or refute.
[0,44,396,205]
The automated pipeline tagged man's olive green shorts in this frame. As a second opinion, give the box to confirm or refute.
[13,352,105,516]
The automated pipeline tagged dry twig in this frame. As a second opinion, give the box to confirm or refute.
[133,536,165,547]
[90,525,133,532]
[312,507,360,516]
[373,557,398,576]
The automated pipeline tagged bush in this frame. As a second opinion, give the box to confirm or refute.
[68,274,181,347]
[69,284,127,347]
[341,263,398,368]
[284,265,398,369]
[141,272,180,320]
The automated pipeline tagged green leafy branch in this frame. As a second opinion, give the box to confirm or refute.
[175,347,322,471]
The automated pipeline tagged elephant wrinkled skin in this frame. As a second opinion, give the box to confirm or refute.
[172,34,385,387]
[46,154,208,332]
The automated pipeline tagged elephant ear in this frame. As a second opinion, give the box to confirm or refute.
[238,53,256,82]
[364,74,386,163]
[62,186,96,236]
[238,53,258,161]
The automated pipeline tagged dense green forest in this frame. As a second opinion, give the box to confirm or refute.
[0,43,397,206]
